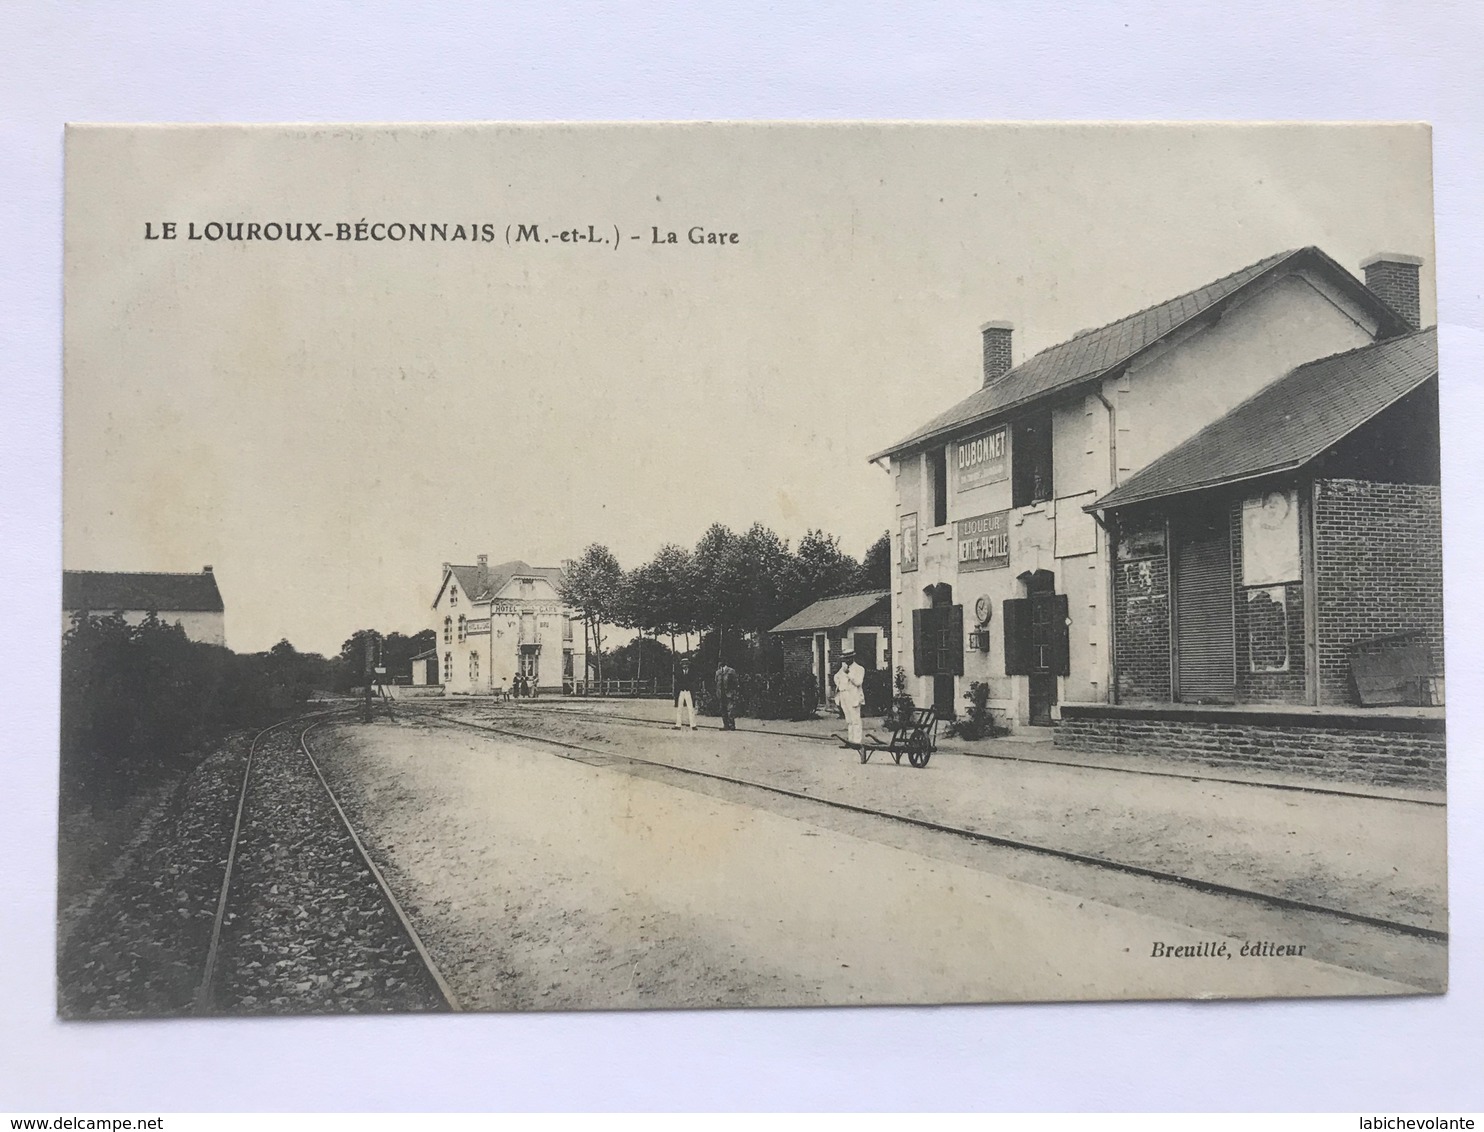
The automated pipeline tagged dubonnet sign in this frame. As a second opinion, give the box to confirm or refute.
[956,427,1008,492]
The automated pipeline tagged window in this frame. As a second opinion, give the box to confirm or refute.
[563,616,574,642]
[927,447,948,527]
[458,614,467,642]
[1012,412,1054,508]
[443,616,452,643]
[450,586,458,606]
[469,650,480,682]
[520,579,535,599]
[443,652,452,683]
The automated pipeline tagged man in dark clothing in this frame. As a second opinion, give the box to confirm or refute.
[714,662,740,730]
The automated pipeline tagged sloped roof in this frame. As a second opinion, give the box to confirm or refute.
[436,559,568,606]
[1091,327,1438,511]
[771,590,889,635]
[63,569,225,613]
[871,246,1413,461]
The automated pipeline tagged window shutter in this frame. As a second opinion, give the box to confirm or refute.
[1050,593,1071,676]
[1003,599,1031,675]
[946,605,965,675]
[912,608,933,676]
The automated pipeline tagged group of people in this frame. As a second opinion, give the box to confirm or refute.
[500,673,537,700]
[671,658,738,730]
[669,648,866,741]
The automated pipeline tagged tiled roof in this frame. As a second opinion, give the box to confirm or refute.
[63,569,225,613]
[440,559,568,605]
[1092,327,1438,511]
[771,590,889,635]
[872,246,1412,461]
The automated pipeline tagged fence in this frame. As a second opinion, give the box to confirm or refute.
[568,677,673,698]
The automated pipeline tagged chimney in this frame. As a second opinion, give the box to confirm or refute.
[441,561,450,574]
[1361,253,1423,331]
[980,321,1013,386]
[476,554,488,569]
[202,565,213,573]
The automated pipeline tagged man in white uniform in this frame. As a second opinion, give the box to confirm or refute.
[833,647,866,747]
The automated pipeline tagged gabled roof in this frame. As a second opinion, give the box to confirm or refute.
[434,559,569,607]
[63,569,225,613]
[871,246,1413,461]
[1091,327,1438,511]
[771,590,890,635]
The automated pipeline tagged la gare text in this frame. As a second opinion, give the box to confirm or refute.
[141,221,743,247]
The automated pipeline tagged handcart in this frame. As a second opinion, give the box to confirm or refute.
[835,707,938,768]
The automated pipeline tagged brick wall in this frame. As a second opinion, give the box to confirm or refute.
[1230,498,1307,704]
[1314,479,1444,705]
[1114,554,1171,701]
[1056,710,1445,789]
[1362,260,1421,330]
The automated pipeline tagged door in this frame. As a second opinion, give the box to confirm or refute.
[1028,594,1060,725]
[853,631,879,671]
[1175,512,1236,703]
[814,633,828,701]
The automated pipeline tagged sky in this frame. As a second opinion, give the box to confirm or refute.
[63,123,1436,655]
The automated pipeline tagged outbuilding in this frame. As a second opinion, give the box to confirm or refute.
[770,590,891,707]
[62,567,226,646]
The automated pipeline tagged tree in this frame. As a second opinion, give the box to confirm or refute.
[692,523,745,658]
[737,522,799,638]
[339,628,384,687]
[793,528,861,607]
[858,530,891,591]
[560,544,622,682]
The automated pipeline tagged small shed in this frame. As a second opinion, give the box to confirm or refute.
[409,648,440,687]
[770,590,891,705]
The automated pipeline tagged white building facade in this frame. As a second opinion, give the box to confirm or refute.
[430,556,585,694]
[874,248,1417,731]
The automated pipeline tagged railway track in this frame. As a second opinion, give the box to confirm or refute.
[194,710,459,1015]
[474,699,1444,809]
[414,702,1447,946]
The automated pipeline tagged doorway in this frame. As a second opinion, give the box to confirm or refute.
[814,633,828,702]
[1174,511,1236,703]
[853,631,879,671]
[1026,570,1059,726]
[929,583,957,718]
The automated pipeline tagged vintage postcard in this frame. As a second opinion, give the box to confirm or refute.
[59,123,1445,1017]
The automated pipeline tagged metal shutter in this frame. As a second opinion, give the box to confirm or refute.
[1175,516,1235,703]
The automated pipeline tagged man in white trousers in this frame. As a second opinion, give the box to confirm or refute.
[834,647,866,747]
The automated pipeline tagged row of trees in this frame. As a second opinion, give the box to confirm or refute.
[561,525,890,680]
[61,614,333,808]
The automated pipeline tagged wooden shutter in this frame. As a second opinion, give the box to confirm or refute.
[1175,516,1236,703]
[912,608,934,676]
[1048,593,1071,676]
[945,605,965,676]
[1003,599,1031,675]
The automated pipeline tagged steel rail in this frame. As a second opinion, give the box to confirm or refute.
[297,721,462,1012]
[457,699,1445,809]
[422,706,1448,946]
[194,715,300,1014]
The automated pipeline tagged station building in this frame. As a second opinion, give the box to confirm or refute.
[63,567,226,646]
[426,556,585,695]
[872,247,1429,755]
[1064,325,1443,787]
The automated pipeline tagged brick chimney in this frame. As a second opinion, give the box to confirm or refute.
[980,321,1013,386]
[1361,253,1423,331]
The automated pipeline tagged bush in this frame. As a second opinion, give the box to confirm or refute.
[883,665,915,729]
[945,680,1006,741]
[60,613,317,810]
[696,667,818,721]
